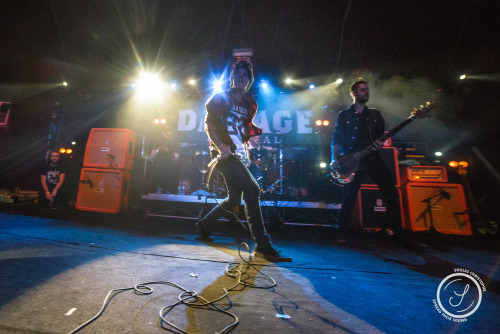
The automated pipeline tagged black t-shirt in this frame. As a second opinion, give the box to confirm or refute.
[41,162,65,188]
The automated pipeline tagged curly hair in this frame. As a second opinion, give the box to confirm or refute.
[229,60,254,91]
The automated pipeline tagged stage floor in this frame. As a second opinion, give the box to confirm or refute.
[1,208,499,334]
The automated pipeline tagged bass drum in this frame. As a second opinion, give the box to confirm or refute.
[263,158,314,199]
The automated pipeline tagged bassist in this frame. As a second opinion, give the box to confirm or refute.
[331,80,410,247]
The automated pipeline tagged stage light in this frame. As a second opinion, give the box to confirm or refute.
[260,81,268,89]
[459,161,468,167]
[212,78,224,93]
[62,82,68,87]
[59,148,66,154]
[319,162,327,168]
[71,141,76,145]
[170,82,177,89]
[188,79,196,86]
[154,118,160,124]
[435,152,443,157]
[285,78,292,84]
[315,120,322,126]
[135,71,165,101]
[309,84,316,90]
[449,161,458,168]
[460,74,466,80]
[336,78,343,84]
[160,119,166,124]
[322,120,330,126]
[66,148,73,154]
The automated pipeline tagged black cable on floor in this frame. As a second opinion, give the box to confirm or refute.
[68,243,276,334]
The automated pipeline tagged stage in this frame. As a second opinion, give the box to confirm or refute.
[0,208,499,334]
[141,193,341,227]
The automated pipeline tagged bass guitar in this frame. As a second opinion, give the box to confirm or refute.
[330,102,437,184]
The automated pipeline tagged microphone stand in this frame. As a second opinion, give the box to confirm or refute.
[419,191,448,234]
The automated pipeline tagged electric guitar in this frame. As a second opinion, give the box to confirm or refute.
[330,102,437,184]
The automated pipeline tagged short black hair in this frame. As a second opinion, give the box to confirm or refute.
[229,60,254,91]
[351,80,368,92]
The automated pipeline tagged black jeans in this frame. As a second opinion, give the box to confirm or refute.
[337,153,403,237]
[200,155,271,246]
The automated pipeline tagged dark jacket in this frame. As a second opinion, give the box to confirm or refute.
[331,105,385,156]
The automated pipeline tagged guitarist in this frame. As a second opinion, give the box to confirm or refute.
[331,80,410,247]
[195,60,292,262]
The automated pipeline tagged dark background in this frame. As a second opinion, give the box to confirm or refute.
[0,1,499,220]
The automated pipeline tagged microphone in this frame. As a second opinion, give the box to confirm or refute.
[439,189,450,200]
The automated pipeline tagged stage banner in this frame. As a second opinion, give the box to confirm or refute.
[169,93,327,148]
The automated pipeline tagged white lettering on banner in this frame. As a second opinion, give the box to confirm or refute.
[262,135,282,144]
[273,110,293,133]
[197,115,205,132]
[296,110,313,134]
[178,110,196,131]
[253,110,271,133]
[176,109,314,135]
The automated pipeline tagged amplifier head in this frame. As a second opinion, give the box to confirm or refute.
[405,166,448,183]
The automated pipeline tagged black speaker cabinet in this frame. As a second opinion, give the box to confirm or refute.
[361,147,400,187]
[356,186,404,230]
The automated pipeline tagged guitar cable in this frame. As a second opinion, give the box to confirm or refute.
[67,243,276,334]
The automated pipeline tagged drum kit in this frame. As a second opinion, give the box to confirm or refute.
[136,133,317,199]
[193,144,315,199]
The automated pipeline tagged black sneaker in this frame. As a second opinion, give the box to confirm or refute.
[195,220,214,242]
[253,244,292,262]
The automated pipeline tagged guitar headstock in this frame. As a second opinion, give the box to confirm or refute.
[411,102,437,119]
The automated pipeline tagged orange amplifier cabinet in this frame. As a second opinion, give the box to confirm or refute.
[403,165,448,183]
[402,182,471,235]
[83,128,136,170]
[76,168,131,213]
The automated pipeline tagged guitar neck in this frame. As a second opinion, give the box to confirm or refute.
[358,115,416,159]
[384,116,416,140]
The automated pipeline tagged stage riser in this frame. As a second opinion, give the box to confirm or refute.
[142,194,340,227]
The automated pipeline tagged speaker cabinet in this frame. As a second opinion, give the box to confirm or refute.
[402,182,472,235]
[83,128,136,170]
[356,186,404,230]
[76,168,131,213]
[361,147,400,187]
